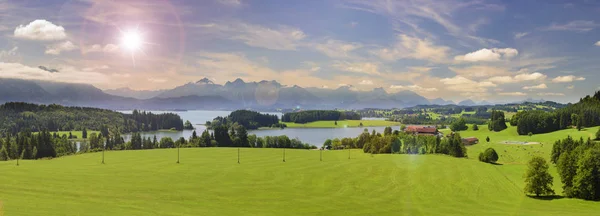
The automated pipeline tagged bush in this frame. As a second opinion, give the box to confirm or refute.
[478,148,499,163]
[596,127,600,140]
[473,124,479,131]
[450,118,468,132]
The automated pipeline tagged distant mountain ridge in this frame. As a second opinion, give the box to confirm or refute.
[5,77,560,110]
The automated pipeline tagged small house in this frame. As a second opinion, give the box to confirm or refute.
[405,126,439,136]
[462,137,479,145]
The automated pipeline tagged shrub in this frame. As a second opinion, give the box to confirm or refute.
[473,124,479,131]
[478,148,499,163]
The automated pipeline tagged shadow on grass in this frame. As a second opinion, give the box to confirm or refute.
[489,162,503,166]
[526,195,565,201]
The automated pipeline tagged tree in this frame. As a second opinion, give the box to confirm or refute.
[400,124,407,131]
[323,139,332,150]
[473,124,479,131]
[488,110,507,132]
[184,120,194,130]
[159,137,175,148]
[572,148,600,200]
[450,118,468,132]
[524,156,555,197]
[596,127,600,140]
[486,136,490,143]
[383,126,392,136]
[82,128,87,139]
[359,122,363,127]
[334,121,338,126]
[571,113,579,128]
[478,148,499,163]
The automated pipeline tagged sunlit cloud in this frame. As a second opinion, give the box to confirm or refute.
[551,75,585,83]
[14,19,66,41]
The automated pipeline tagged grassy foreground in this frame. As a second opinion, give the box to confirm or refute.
[284,120,400,128]
[1,147,600,215]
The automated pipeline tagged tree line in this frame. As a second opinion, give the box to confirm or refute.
[322,127,467,158]
[282,110,361,123]
[207,110,281,130]
[550,136,600,200]
[0,102,184,135]
[0,129,78,160]
[514,91,600,135]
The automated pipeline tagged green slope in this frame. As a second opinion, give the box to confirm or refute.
[1,148,599,215]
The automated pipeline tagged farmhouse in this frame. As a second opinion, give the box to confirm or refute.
[405,126,439,136]
[462,137,479,145]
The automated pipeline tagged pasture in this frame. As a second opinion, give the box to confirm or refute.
[1,143,600,215]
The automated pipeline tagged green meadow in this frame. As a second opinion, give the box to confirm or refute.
[2,125,600,216]
[284,120,400,128]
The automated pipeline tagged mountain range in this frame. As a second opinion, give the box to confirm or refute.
[1,78,530,110]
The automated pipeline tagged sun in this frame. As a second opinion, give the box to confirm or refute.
[121,29,143,52]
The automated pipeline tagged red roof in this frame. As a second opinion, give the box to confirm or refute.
[405,126,438,134]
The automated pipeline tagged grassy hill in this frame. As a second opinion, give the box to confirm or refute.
[1,147,599,215]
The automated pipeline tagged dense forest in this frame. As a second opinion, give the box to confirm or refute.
[0,102,184,134]
[282,110,361,123]
[515,91,600,135]
[0,130,78,160]
[207,110,281,130]
[550,136,600,200]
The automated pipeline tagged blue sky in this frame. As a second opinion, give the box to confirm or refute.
[0,0,599,103]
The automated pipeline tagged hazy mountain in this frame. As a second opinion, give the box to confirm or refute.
[1,77,447,110]
[0,78,52,103]
[105,87,166,100]
[458,99,477,106]
[430,98,454,105]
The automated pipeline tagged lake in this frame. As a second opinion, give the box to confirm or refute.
[118,110,398,147]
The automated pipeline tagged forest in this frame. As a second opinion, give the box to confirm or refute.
[207,110,281,130]
[550,136,600,200]
[0,102,184,134]
[515,91,600,135]
[281,110,361,123]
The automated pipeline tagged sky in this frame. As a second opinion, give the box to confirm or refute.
[0,0,599,103]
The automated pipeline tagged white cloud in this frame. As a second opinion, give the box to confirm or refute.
[389,84,438,92]
[14,20,66,41]
[498,92,527,96]
[538,93,565,96]
[440,76,496,92]
[45,41,77,55]
[454,48,518,62]
[449,66,510,78]
[0,47,18,59]
[84,44,120,54]
[522,83,548,90]
[200,22,306,50]
[0,62,108,84]
[359,80,373,85]
[543,20,599,32]
[331,61,381,75]
[314,39,362,58]
[217,0,241,7]
[488,72,547,84]
[595,41,600,46]
[551,75,585,83]
[371,34,450,63]
[514,32,529,39]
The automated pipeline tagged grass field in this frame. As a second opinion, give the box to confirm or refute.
[2,126,599,215]
[284,120,400,128]
[2,147,600,215]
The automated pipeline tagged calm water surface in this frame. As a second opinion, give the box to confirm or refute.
[118,110,396,147]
